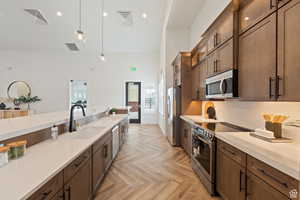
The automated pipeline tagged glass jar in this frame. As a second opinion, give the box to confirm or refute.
[0,146,9,167]
[7,140,27,160]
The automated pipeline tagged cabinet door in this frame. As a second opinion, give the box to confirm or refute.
[239,0,277,34]
[216,147,246,200]
[277,0,300,101]
[191,66,200,100]
[51,191,64,200]
[239,13,277,101]
[216,39,234,73]
[186,124,192,157]
[199,59,207,99]
[92,147,105,192]
[65,159,92,200]
[181,121,188,153]
[206,51,218,77]
[278,0,292,8]
[103,138,112,171]
[247,172,289,200]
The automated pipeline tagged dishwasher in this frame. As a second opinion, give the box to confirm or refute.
[112,125,120,159]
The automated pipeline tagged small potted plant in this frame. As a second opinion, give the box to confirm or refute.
[15,95,42,110]
[110,108,118,116]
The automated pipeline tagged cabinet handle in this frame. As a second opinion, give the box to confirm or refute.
[40,190,52,200]
[222,146,236,156]
[215,60,218,72]
[269,77,275,99]
[215,33,218,46]
[65,186,71,200]
[257,168,289,188]
[239,170,246,192]
[196,89,200,100]
[270,0,275,9]
[103,145,108,158]
[74,155,87,167]
[276,75,283,98]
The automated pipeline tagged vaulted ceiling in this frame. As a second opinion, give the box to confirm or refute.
[0,0,167,54]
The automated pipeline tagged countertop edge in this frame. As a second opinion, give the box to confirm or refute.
[19,115,128,200]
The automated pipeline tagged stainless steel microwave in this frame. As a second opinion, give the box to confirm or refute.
[205,69,238,99]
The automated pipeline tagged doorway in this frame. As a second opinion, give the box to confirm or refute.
[126,82,141,124]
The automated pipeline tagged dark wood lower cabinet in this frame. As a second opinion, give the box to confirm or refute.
[65,159,92,200]
[181,120,191,156]
[216,141,246,200]
[246,172,289,200]
[28,119,128,200]
[216,140,299,200]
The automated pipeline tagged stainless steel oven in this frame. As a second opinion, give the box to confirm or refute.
[191,126,216,195]
[205,69,238,99]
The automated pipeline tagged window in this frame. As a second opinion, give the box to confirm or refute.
[69,80,88,108]
[144,86,157,112]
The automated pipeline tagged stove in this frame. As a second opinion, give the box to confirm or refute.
[191,122,251,195]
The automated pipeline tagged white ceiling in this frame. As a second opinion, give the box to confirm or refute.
[167,0,205,29]
[0,0,167,54]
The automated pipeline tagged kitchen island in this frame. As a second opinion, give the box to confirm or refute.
[0,108,128,200]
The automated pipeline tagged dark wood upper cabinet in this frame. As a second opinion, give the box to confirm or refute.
[216,39,234,73]
[239,0,277,34]
[207,7,234,53]
[206,51,218,78]
[246,172,289,200]
[238,13,277,101]
[277,0,300,101]
[199,59,207,99]
[191,65,201,100]
[65,159,92,200]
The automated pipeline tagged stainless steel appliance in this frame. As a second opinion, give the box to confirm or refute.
[166,87,181,146]
[112,125,119,159]
[191,122,251,195]
[206,69,238,99]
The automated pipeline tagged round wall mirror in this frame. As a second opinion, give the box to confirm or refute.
[7,81,31,100]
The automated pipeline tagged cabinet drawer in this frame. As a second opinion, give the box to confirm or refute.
[217,140,246,167]
[93,131,111,154]
[28,171,63,200]
[64,148,91,183]
[247,155,299,198]
[239,0,276,34]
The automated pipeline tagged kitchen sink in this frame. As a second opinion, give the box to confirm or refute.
[70,126,106,139]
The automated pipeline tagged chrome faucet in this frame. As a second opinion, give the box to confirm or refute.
[69,104,86,132]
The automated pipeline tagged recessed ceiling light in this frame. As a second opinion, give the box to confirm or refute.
[56,11,63,16]
[142,13,147,19]
[103,12,108,17]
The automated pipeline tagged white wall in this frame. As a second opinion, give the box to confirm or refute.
[0,50,159,124]
[189,0,231,48]
[204,101,300,143]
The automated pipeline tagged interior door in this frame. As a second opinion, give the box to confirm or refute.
[126,82,141,123]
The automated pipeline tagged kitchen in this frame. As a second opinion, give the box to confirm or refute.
[0,0,300,200]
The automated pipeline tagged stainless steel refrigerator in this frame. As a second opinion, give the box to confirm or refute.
[166,87,181,146]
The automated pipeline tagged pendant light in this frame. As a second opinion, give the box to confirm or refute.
[100,0,105,61]
[76,0,85,41]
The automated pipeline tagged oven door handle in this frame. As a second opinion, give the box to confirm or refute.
[219,79,225,94]
[194,134,212,146]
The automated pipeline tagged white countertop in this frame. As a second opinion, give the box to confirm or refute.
[216,132,300,181]
[0,114,128,200]
[180,115,220,125]
[0,106,109,142]
[181,115,300,181]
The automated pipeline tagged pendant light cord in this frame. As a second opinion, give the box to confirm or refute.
[79,0,82,30]
[101,0,104,54]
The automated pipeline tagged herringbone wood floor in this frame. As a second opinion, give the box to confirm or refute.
[95,125,220,200]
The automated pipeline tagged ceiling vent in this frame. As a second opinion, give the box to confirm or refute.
[117,11,133,26]
[65,43,80,51]
[24,9,48,25]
